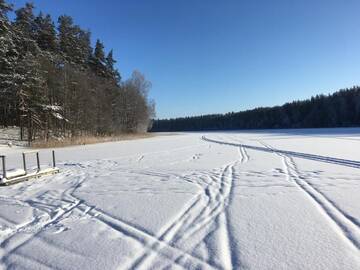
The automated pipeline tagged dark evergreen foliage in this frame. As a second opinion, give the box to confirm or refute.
[151,87,360,132]
[14,2,36,39]
[0,1,155,143]
[34,12,57,51]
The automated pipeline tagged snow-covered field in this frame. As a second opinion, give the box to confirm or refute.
[0,129,359,270]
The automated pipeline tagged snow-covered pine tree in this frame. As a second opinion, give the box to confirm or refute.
[14,2,36,39]
[58,15,78,64]
[58,15,91,66]
[34,12,57,52]
[16,52,48,142]
[0,0,19,127]
[0,0,155,139]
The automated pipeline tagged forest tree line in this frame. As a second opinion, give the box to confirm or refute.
[152,87,360,132]
[0,0,155,143]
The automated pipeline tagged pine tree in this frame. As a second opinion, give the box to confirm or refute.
[34,13,57,52]
[58,15,91,66]
[58,15,76,62]
[106,49,121,83]
[13,2,39,57]
[90,39,107,76]
[76,28,92,66]
[14,2,36,38]
[105,49,115,70]
[0,0,19,127]
[94,39,105,62]
[16,52,48,142]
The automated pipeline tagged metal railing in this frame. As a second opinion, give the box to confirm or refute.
[0,155,6,179]
[0,150,57,181]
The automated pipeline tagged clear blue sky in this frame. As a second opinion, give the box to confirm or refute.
[9,0,360,119]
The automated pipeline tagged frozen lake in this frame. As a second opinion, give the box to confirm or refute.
[0,128,359,269]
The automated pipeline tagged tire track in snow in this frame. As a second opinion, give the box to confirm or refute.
[0,160,217,270]
[2,189,212,269]
[259,140,360,253]
[179,147,247,269]
[66,165,219,269]
[239,145,249,163]
[224,146,248,269]
[0,146,245,270]
[171,165,234,269]
[283,156,360,252]
[205,135,360,255]
[202,136,360,169]
[0,170,89,269]
[62,164,218,269]
[218,212,233,269]
[74,199,217,270]
[126,165,232,270]
[0,197,82,268]
[124,145,246,269]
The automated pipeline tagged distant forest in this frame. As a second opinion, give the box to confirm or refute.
[0,1,155,143]
[152,87,360,132]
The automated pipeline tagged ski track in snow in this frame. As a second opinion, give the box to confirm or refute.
[123,145,249,269]
[1,133,359,269]
[202,136,360,169]
[0,169,213,269]
[203,136,360,256]
[0,170,208,269]
[0,172,86,269]
[258,140,360,253]
[0,144,250,270]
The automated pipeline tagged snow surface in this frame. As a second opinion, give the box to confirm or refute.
[0,129,359,270]
[0,127,27,147]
